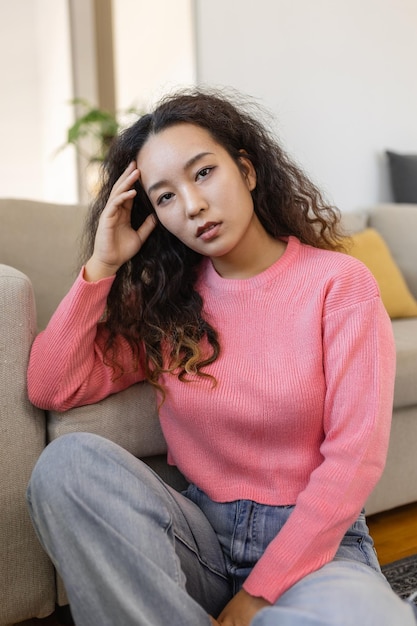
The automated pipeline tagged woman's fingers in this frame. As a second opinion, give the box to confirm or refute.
[103,166,140,220]
[113,160,137,189]
[137,213,157,246]
[90,163,155,277]
[113,161,139,193]
[106,163,139,205]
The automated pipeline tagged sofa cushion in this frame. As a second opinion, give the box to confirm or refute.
[345,228,417,319]
[392,318,417,409]
[386,151,417,203]
[47,382,166,459]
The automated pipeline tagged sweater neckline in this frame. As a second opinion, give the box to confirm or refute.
[201,236,300,291]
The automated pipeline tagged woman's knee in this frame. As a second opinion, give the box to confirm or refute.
[268,561,417,626]
[27,431,171,524]
[27,432,112,506]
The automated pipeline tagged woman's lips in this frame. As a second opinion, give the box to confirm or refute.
[196,222,221,241]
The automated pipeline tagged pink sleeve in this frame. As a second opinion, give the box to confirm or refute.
[27,269,145,411]
[243,295,395,603]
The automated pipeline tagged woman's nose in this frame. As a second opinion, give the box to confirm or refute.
[183,187,208,217]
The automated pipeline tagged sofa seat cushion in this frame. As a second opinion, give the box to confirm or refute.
[392,318,417,409]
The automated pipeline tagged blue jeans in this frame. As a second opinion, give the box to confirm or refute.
[27,433,416,625]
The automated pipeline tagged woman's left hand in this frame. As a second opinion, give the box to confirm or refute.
[217,588,271,625]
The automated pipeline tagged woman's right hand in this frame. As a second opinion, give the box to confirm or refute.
[84,161,157,282]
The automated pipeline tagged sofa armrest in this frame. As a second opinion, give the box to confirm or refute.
[0,265,56,623]
[47,382,167,459]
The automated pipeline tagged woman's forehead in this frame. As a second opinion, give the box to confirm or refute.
[139,123,218,156]
[136,123,227,184]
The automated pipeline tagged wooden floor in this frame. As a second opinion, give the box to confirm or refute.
[367,500,417,565]
[16,501,417,625]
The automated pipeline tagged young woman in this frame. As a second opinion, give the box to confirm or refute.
[26,89,416,626]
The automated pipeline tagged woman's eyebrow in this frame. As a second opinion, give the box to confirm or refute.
[184,151,214,171]
[147,152,214,196]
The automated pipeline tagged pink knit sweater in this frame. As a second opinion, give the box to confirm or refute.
[28,236,395,603]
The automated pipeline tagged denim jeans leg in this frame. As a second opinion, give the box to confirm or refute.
[185,489,416,626]
[251,560,417,626]
[26,432,231,626]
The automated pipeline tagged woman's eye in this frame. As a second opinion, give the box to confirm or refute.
[157,192,174,206]
[196,167,213,180]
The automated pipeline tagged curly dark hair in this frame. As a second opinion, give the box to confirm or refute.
[81,87,343,389]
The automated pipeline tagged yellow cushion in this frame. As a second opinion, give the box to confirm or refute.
[346,228,417,319]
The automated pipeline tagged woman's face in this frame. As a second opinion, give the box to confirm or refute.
[137,123,261,275]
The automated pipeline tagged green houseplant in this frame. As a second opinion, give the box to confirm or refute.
[64,98,143,164]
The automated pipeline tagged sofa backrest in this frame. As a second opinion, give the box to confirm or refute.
[2,198,416,328]
[0,198,88,329]
[368,204,417,300]
[340,203,417,301]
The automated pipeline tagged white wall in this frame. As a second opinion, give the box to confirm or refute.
[0,0,195,205]
[112,0,196,112]
[195,0,417,212]
[0,0,77,203]
[5,0,412,210]
[0,1,42,200]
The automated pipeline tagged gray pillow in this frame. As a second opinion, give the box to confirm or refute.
[386,151,417,203]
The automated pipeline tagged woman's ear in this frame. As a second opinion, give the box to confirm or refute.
[238,150,257,191]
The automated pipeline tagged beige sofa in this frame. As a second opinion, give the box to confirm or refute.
[0,198,416,624]
[339,204,417,513]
